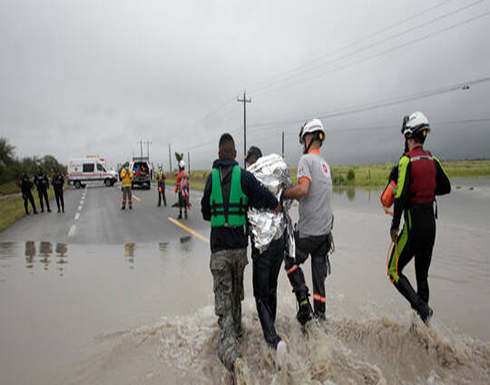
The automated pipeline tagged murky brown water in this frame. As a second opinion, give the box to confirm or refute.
[0,178,489,384]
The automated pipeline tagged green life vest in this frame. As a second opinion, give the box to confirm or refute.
[210,165,248,227]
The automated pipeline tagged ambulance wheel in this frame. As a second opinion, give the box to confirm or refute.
[105,179,112,187]
[74,181,81,189]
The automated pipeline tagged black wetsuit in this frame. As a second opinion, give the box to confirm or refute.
[34,172,51,212]
[52,174,64,212]
[20,175,36,214]
[388,146,451,315]
[251,234,285,348]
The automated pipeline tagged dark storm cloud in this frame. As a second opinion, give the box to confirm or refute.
[0,0,489,170]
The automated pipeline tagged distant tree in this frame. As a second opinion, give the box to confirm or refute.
[0,137,15,166]
[347,168,356,182]
[40,155,65,176]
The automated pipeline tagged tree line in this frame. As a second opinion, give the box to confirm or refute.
[0,137,65,185]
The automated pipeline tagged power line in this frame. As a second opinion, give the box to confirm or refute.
[247,75,490,132]
[253,3,489,96]
[248,0,456,93]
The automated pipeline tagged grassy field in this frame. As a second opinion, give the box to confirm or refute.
[0,181,21,195]
[168,159,490,191]
[0,188,62,232]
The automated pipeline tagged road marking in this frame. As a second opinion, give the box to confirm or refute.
[74,213,80,220]
[132,194,141,202]
[78,205,82,211]
[68,224,76,237]
[168,217,209,244]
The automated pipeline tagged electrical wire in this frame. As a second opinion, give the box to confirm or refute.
[253,8,490,96]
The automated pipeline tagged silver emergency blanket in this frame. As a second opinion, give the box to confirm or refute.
[247,153,295,255]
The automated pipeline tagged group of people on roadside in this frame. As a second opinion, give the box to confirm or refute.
[18,167,65,215]
[200,111,451,381]
[119,161,190,217]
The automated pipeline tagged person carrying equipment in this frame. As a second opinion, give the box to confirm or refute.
[52,168,65,213]
[246,146,288,366]
[283,118,334,325]
[175,160,189,219]
[120,162,134,210]
[156,165,167,207]
[388,111,451,323]
[201,134,281,378]
[18,170,37,215]
[34,166,51,213]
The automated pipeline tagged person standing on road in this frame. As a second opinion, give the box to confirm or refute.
[201,133,281,379]
[157,165,167,207]
[18,170,37,215]
[34,166,51,213]
[52,168,65,213]
[245,146,288,365]
[175,161,189,219]
[120,163,134,210]
[388,112,451,323]
[283,118,334,325]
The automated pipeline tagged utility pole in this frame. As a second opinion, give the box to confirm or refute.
[281,131,285,158]
[168,144,172,173]
[145,141,152,160]
[188,152,191,173]
[237,90,251,167]
[137,140,143,158]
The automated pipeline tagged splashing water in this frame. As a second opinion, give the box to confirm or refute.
[68,298,490,385]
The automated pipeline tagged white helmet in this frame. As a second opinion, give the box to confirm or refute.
[299,118,326,144]
[401,111,431,137]
[179,160,185,169]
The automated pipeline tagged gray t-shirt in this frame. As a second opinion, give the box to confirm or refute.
[297,151,333,237]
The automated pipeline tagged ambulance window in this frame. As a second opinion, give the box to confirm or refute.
[96,163,103,171]
[83,163,94,172]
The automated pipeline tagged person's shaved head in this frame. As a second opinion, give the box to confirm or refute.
[219,133,237,159]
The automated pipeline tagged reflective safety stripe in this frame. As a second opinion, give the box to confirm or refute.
[410,155,433,162]
[313,294,326,303]
[287,264,299,275]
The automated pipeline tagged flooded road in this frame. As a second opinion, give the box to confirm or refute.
[0,179,489,384]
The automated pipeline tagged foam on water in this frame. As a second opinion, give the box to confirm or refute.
[70,298,490,385]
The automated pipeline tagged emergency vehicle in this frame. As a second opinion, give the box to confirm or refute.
[67,157,118,189]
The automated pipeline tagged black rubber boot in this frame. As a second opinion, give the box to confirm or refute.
[296,294,313,326]
[417,302,433,324]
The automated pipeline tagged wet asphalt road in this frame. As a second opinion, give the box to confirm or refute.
[0,183,209,245]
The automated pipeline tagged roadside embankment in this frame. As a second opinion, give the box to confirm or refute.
[0,187,65,232]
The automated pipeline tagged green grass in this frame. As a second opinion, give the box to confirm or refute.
[181,159,490,192]
[0,181,20,195]
[0,188,61,232]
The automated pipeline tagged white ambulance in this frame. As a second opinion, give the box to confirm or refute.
[67,157,118,189]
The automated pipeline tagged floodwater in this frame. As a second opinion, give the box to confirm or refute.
[0,178,489,384]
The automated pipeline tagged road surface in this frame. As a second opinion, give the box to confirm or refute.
[0,184,209,245]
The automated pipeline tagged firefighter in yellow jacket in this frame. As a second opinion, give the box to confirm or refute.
[120,163,134,210]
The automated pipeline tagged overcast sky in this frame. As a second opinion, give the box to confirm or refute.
[1,0,489,171]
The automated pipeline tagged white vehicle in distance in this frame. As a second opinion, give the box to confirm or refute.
[67,157,118,189]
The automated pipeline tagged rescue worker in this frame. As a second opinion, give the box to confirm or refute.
[201,133,280,379]
[283,118,333,325]
[388,111,451,323]
[156,165,167,207]
[175,160,189,219]
[120,162,134,210]
[34,166,51,213]
[19,170,37,215]
[51,168,65,213]
[246,146,288,365]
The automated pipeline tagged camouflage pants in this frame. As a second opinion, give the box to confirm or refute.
[210,248,248,372]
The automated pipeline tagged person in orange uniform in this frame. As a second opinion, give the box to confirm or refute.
[175,160,189,219]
